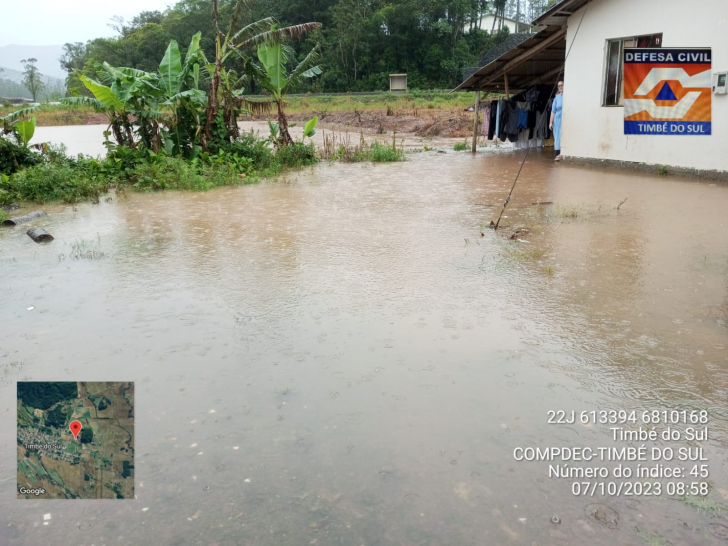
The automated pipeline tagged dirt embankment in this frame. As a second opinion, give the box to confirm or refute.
[41,107,475,137]
[256,108,474,138]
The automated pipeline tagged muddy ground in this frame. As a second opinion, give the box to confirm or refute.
[275,107,474,138]
[68,107,475,138]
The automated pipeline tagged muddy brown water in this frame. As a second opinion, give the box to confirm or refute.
[2,127,728,545]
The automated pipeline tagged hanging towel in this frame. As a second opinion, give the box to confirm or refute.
[488,101,497,140]
[516,108,529,131]
[481,104,490,136]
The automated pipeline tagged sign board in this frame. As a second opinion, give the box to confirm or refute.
[623,48,711,135]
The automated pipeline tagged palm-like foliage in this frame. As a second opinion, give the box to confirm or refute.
[1,105,39,134]
[56,0,324,155]
[254,37,322,146]
[62,33,209,156]
[0,105,39,147]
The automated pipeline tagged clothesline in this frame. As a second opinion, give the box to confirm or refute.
[477,84,556,144]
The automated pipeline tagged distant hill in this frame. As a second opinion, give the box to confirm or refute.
[0,44,66,80]
[0,66,65,86]
[0,66,65,100]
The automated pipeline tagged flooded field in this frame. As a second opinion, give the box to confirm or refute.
[1,134,728,545]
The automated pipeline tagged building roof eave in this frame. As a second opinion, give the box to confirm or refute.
[531,0,593,27]
[452,26,567,93]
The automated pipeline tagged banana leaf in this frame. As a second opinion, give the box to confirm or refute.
[159,40,182,96]
[184,32,202,65]
[61,96,105,112]
[0,104,39,124]
[80,76,124,111]
[257,43,286,97]
[303,116,318,138]
[15,116,36,147]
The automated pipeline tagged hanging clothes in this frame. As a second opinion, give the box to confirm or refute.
[481,104,490,137]
[516,108,529,131]
[503,102,520,135]
[527,109,537,139]
[488,101,497,140]
[551,93,563,152]
[535,107,551,140]
[498,99,509,141]
[525,86,539,103]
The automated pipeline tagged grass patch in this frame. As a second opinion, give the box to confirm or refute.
[505,246,548,260]
[657,164,668,175]
[274,142,317,167]
[370,142,405,162]
[634,527,669,546]
[542,264,555,275]
[453,141,469,151]
[320,131,404,163]
[678,495,728,515]
[69,236,106,260]
[551,203,613,221]
[554,204,580,218]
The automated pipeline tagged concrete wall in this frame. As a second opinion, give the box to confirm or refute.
[562,0,728,172]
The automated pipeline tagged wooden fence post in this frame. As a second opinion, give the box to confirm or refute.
[471,90,480,153]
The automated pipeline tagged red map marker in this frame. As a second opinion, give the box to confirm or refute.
[69,420,82,440]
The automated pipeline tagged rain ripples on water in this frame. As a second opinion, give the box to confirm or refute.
[1,140,728,545]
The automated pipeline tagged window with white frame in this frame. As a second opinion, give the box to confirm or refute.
[603,34,662,106]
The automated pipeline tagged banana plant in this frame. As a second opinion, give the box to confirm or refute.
[201,0,277,149]
[0,105,39,145]
[201,0,320,149]
[302,116,318,141]
[14,116,36,147]
[62,33,210,156]
[255,40,322,146]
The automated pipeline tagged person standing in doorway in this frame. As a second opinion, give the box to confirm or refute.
[549,81,564,161]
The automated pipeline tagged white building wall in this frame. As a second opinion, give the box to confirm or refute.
[562,0,728,172]
[473,15,518,35]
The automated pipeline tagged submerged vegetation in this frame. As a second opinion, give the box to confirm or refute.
[320,131,405,163]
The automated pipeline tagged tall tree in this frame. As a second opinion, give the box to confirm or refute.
[60,43,90,95]
[21,58,44,102]
[331,0,370,85]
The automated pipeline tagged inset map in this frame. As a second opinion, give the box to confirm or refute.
[17,381,134,499]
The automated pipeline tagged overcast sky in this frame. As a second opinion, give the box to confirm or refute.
[1,0,176,46]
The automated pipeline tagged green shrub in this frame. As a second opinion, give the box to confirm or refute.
[0,209,5,223]
[370,142,405,162]
[275,142,317,167]
[453,141,468,151]
[131,157,209,192]
[0,137,42,176]
[3,160,108,203]
[223,132,275,171]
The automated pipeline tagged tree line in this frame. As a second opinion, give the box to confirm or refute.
[60,0,557,96]
[0,62,65,102]
[18,382,78,410]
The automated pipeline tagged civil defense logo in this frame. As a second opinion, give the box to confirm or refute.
[624,68,711,120]
[623,48,711,136]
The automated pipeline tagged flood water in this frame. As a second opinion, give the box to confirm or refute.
[2,128,728,545]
